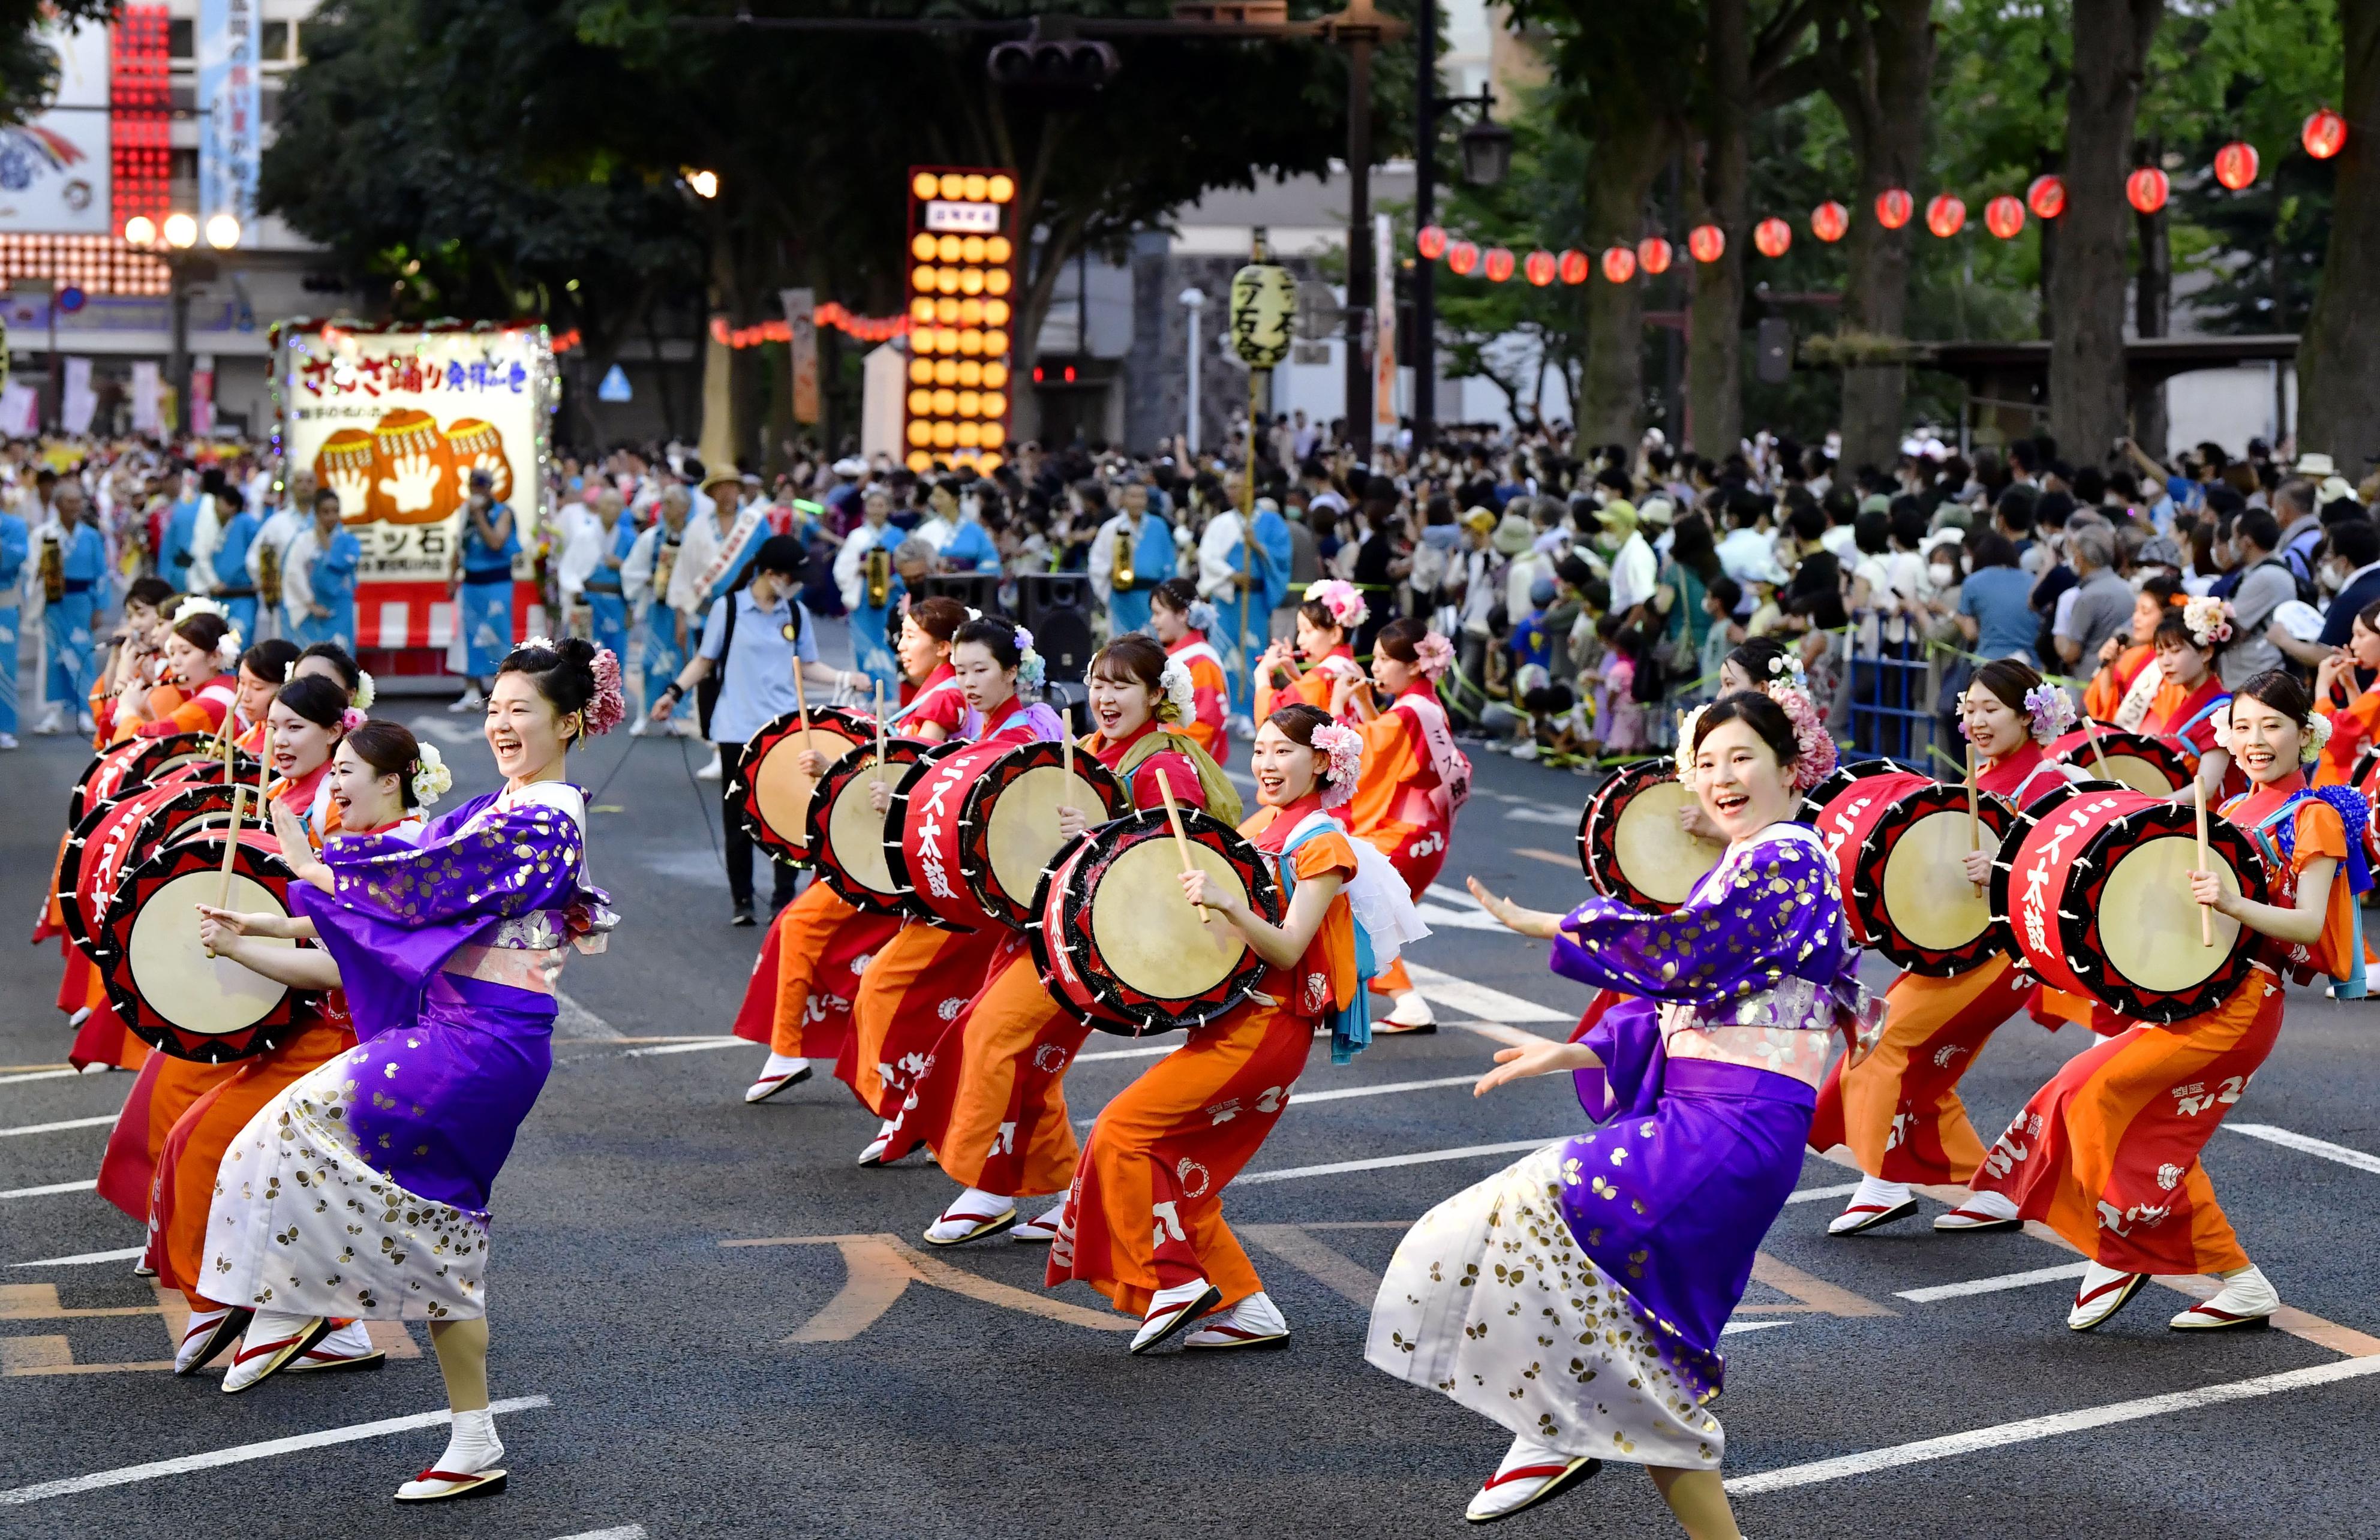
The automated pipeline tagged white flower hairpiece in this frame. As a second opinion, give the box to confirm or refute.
[214,626,242,667]
[1674,702,1711,781]
[1303,578,1369,630]
[353,669,376,709]
[1764,651,1810,691]
[1310,721,1363,808]
[522,633,558,653]
[175,594,231,624]
[1157,657,1195,724]
[2022,682,2078,744]
[1186,598,1219,633]
[411,741,452,805]
[2181,595,2233,649]
[2304,710,2333,765]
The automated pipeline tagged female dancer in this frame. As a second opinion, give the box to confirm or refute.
[1810,659,2090,1236]
[845,617,1065,1165]
[1053,703,1411,1353]
[898,635,1236,1244]
[1371,688,1868,1532]
[2312,597,2380,786]
[1963,670,2365,1331]
[734,596,968,1104]
[1149,577,1230,765]
[1330,616,1471,1033]
[2082,574,2182,727]
[262,673,354,838]
[174,722,443,1387]
[113,604,241,740]
[1253,579,1366,721]
[2139,599,2235,796]
[293,639,375,711]
[229,638,300,753]
[200,637,620,1500]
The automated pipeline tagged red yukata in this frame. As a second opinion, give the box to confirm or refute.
[1256,642,1356,721]
[1165,631,1231,767]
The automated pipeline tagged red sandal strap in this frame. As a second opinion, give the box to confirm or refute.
[1483,1463,1574,1491]
[230,1335,300,1365]
[414,1469,493,1483]
[2074,1274,2139,1306]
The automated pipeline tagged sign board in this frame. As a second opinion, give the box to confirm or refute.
[0,17,110,234]
[1373,212,1396,436]
[196,0,260,243]
[902,166,1018,476]
[1228,263,1296,368]
[597,362,633,403]
[781,286,819,425]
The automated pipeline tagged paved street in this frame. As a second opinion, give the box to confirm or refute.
[7,646,2380,1538]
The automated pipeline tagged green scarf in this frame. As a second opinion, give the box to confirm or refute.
[1113,726,1243,826]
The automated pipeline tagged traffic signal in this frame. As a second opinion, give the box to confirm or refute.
[986,37,1119,103]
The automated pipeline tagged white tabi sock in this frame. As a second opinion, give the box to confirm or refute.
[434,1407,504,1476]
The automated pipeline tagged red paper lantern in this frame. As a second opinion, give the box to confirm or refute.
[1636,236,1673,275]
[2126,167,2169,215]
[1601,245,1637,284]
[1483,246,1514,282]
[1557,248,1590,284]
[1447,240,1479,276]
[2213,141,2259,191]
[1416,224,1449,260]
[1753,216,1792,258]
[1687,224,1726,263]
[1984,195,2026,240]
[1875,188,1914,230]
[1523,249,1556,287]
[2025,174,2066,219]
[2305,107,2348,160]
[1810,200,1849,243]
[1925,194,1966,237]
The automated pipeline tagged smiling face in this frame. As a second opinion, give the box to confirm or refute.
[266,700,339,781]
[950,639,1017,715]
[1690,717,1799,842]
[327,739,406,831]
[1960,685,2031,761]
[2155,636,2212,689]
[895,616,949,685]
[1249,720,1324,809]
[2226,693,2306,787]
[1086,663,1160,741]
[1293,612,1342,660]
[484,670,576,782]
[162,633,214,689]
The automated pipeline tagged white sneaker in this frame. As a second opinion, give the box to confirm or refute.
[0,732,17,750]
[75,711,95,738]
[1828,1175,1916,1236]
[284,1318,385,1373]
[1131,1277,1222,1353]
[395,1408,507,1503]
[856,1118,898,1168]
[1183,1289,1290,1350]
[30,706,62,736]
[1011,1201,1066,1244]
[1377,992,1437,1033]
[221,1309,331,1393]
[1510,742,1541,761]
[1934,1188,2023,1232]
[695,748,723,781]
[2067,1260,2148,1332]
[628,714,651,738]
[446,691,484,714]
[2171,1264,2280,1330]
[922,1187,1018,1246]
[744,1053,812,1104]
[1464,1433,1600,1524]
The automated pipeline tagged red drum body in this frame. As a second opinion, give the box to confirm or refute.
[95,829,325,1062]
[1826,777,2018,974]
[728,705,875,865]
[1577,760,1726,910]
[886,737,1127,931]
[806,738,928,916]
[68,732,223,825]
[1991,783,2269,1024]
[1032,808,1282,1037]
[60,780,247,960]
[2045,728,2192,796]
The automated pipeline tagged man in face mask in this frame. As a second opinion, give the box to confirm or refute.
[2315,517,2380,651]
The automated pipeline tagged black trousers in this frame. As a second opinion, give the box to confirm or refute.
[722,777,796,910]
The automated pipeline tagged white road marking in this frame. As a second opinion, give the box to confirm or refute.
[2227,1123,2380,1175]
[1893,1262,2088,1304]
[1412,902,1507,933]
[0,1069,106,1087]
[1402,964,1572,1024]
[1502,804,1579,826]
[0,1180,97,1201]
[620,1037,746,1058]
[10,1247,143,1269]
[1236,1137,1560,1187]
[552,989,612,1040]
[550,1528,648,1540]
[0,1114,117,1139]
[1291,1075,1479,1105]
[0,1394,552,1505]
[1453,1019,1556,1048]
[1724,1356,2380,1496]
[1781,1182,1864,1205]
[1721,1321,1792,1336]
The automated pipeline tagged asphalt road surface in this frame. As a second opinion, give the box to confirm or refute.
[6,642,2380,1539]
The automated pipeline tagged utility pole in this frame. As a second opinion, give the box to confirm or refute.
[1411,0,1435,452]
[1336,0,1392,463]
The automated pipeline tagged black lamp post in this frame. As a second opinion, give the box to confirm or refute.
[1410,62,1510,454]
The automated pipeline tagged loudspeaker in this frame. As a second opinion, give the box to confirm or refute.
[1017,572,1091,632]
[1031,606,1096,686]
[913,573,1001,614]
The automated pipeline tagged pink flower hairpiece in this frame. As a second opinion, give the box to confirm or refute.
[1304,578,1369,630]
[1412,630,1456,681]
[1309,721,1364,808]
[1764,682,1838,793]
[338,706,368,733]
[584,646,627,736]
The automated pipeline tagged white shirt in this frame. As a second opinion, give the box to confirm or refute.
[1717,526,1786,586]
[1195,509,1247,601]
[833,518,901,612]
[668,504,739,618]
[185,494,223,594]
[555,505,608,600]
[913,513,956,553]
[281,525,322,627]
[1606,532,1657,614]
[248,506,305,590]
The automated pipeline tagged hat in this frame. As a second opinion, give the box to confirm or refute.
[467,469,494,492]
[753,534,807,576]
[832,456,868,477]
[1460,507,1496,533]
[2319,475,2356,507]
[1595,499,1639,536]
[1529,576,1558,608]
[2273,598,2327,643]
[1636,495,1675,528]
[1492,511,1536,555]
[2135,534,2185,569]
[2295,452,2338,479]
[700,467,743,495]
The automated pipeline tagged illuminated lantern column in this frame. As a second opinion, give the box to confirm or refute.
[902,167,1018,476]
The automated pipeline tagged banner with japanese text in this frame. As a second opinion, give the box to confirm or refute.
[195,0,259,242]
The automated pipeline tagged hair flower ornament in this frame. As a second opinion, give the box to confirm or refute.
[1157,658,1195,724]
[2023,682,2078,744]
[1674,702,1711,781]
[411,742,452,805]
[1763,651,1811,692]
[2304,709,2334,766]
[176,594,231,625]
[214,627,243,667]
[1310,721,1364,808]
[1012,625,1048,691]
[522,634,558,654]
[338,706,368,734]
[2181,595,2234,648]
[1413,631,1456,681]
[585,647,628,736]
[1763,682,1839,792]
[353,670,376,709]
[1304,578,1370,630]
[1186,598,1219,633]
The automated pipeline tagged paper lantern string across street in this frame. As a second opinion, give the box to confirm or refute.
[2026,175,2067,220]
[1925,194,1966,238]
[1811,200,1849,243]
[1876,188,1915,230]
[1754,216,1792,258]
[1985,195,2026,240]
[2304,107,2346,160]
[2126,167,2170,215]
[2214,142,2260,191]
[1688,224,1726,263]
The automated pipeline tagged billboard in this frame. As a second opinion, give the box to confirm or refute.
[902,166,1017,476]
[0,18,111,235]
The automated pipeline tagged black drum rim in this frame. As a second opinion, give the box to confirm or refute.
[62,779,247,960]
[806,738,927,916]
[1986,777,2128,936]
[1796,756,1901,824]
[726,705,876,867]
[2048,729,2192,792]
[1846,780,2015,975]
[1578,759,1686,907]
[2057,803,2270,1024]
[67,732,221,827]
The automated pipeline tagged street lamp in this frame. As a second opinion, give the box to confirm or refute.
[124,211,240,437]
[1459,116,1515,187]
[1410,63,1510,452]
[1179,287,1206,455]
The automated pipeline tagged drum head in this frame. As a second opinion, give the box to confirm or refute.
[1880,810,1996,950]
[1089,838,1251,1006]
[828,766,900,895]
[1613,780,1721,906]
[2096,752,2181,798]
[978,761,1122,922]
[731,706,872,865]
[2100,834,2243,995]
[126,870,299,1036]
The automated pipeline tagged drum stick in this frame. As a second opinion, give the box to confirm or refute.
[792,664,810,738]
[2081,714,2112,783]
[873,679,887,787]
[1965,741,1979,847]
[2195,773,2213,948]
[209,786,248,955]
[1153,768,1210,927]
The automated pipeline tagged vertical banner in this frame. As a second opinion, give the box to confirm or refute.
[781,286,819,425]
[191,356,216,435]
[61,357,97,434]
[1373,212,1397,440]
[195,0,259,243]
[130,360,160,434]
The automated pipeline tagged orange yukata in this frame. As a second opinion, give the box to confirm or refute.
[130,673,237,739]
[1255,642,1355,721]
[2083,643,2155,724]
[1808,743,2087,1184]
[1048,796,1357,1317]
[885,722,1211,1188]
[729,882,900,1064]
[2313,684,2380,789]
[1972,774,2357,1274]
[1166,631,1230,767]
[1345,680,1465,998]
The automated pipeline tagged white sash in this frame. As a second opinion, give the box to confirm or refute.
[690,506,767,604]
[1278,808,1431,967]
[889,674,963,726]
[1169,639,1222,673]
[2112,655,2163,732]
[1389,691,1472,817]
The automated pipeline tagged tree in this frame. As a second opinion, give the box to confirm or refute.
[0,1,117,129]
[2282,0,2369,461]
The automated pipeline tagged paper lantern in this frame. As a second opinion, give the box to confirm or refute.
[1557,248,1590,284]
[1417,224,1449,260]
[2213,142,2259,191]
[1447,240,1479,276]
[1636,236,1673,275]
[1523,249,1556,287]
[1483,246,1514,282]
[1875,188,1914,230]
[2026,174,2066,219]
[2304,107,2348,160]
[1925,194,1966,237]
[1753,216,1792,258]
[2126,167,2169,215]
[1687,224,1726,263]
[1601,245,1637,283]
[1810,200,1849,243]
[1984,195,2026,240]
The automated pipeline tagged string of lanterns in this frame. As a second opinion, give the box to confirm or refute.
[1416,110,2347,283]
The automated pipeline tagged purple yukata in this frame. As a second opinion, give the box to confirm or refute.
[1366,821,1874,1470]
[203,781,610,1321]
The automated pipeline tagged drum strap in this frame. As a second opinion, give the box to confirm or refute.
[1169,640,1222,674]
[2240,789,2370,994]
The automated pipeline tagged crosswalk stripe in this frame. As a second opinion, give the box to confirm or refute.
[2227,1123,2380,1175]
[1894,1263,2089,1304]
